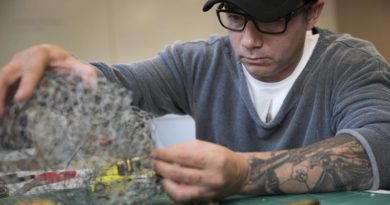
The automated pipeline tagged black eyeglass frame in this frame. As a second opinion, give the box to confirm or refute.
[216,1,314,35]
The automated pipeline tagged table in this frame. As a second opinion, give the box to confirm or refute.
[1,189,389,205]
[221,191,390,205]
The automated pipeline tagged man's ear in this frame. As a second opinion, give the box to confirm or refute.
[306,0,325,30]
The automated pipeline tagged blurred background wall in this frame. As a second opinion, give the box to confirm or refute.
[0,0,342,66]
[335,0,390,62]
[0,0,388,147]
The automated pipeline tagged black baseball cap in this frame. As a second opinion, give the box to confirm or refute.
[203,0,302,22]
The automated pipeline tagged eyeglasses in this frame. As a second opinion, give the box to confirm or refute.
[216,2,314,35]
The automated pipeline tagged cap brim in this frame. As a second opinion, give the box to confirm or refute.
[202,0,223,12]
[202,0,301,22]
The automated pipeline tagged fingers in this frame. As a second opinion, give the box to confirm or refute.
[153,143,230,203]
[153,141,251,203]
[0,44,99,116]
[163,178,201,203]
[153,160,202,203]
[73,62,98,89]
[154,156,227,189]
[51,56,98,89]
[154,158,204,185]
[14,53,47,102]
[0,61,23,115]
[153,141,208,169]
[0,47,48,115]
[0,78,7,116]
[154,152,220,203]
[162,178,214,204]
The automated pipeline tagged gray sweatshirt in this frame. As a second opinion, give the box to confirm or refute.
[91,28,390,189]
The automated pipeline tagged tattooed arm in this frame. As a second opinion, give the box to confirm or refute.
[153,135,373,203]
[240,135,373,195]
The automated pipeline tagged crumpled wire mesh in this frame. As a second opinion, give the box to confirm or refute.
[0,71,161,204]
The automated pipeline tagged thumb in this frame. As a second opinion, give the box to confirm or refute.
[58,57,99,89]
[76,63,99,89]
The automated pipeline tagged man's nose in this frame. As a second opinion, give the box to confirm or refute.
[241,21,264,50]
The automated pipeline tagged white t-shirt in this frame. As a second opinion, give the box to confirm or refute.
[243,31,319,123]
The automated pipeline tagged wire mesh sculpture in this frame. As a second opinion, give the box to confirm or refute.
[0,71,161,204]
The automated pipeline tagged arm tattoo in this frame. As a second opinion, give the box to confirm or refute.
[247,135,373,194]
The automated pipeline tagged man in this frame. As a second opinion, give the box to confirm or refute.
[0,0,389,203]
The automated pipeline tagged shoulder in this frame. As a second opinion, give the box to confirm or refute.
[305,28,390,95]
[316,28,388,65]
[312,28,389,77]
[164,34,231,55]
[158,34,235,67]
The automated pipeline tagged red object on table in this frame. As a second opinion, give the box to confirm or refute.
[33,171,77,183]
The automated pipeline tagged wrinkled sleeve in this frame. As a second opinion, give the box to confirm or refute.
[89,42,194,117]
[331,51,390,190]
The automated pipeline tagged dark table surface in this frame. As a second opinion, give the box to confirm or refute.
[1,189,390,205]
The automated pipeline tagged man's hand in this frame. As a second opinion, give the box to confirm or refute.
[0,44,98,116]
[153,140,249,203]
[153,136,374,203]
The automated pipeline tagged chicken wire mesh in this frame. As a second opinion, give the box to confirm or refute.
[0,71,161,204]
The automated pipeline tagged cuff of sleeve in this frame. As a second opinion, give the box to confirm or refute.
[89,62,114,80]
[337,129,380,190]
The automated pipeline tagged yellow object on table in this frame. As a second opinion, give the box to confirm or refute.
[90,157,156,198]
[14,199,55,205]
